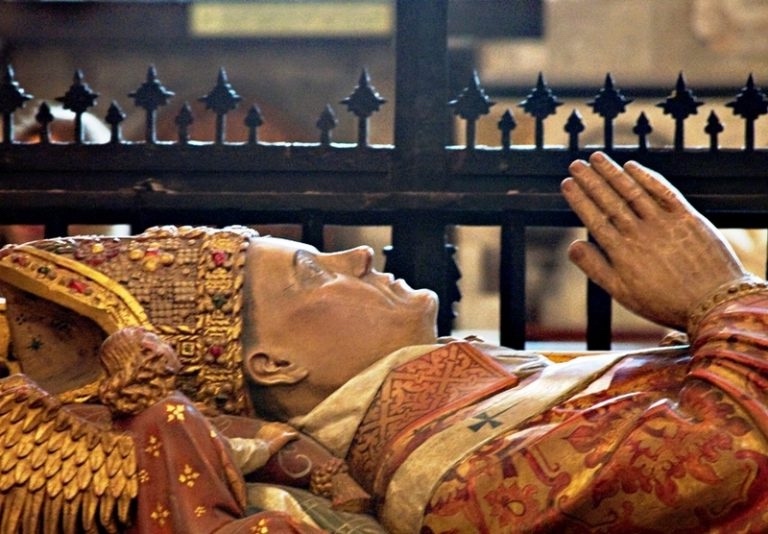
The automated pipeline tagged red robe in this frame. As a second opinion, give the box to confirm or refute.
[343,292,768,532]
[114,391,324,533]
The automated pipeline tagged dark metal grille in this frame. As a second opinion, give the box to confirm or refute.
[1,1,767,350]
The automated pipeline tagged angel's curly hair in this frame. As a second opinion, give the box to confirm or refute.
[98,327,181,416]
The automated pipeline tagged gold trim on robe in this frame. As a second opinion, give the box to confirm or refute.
[291,343,445,457]
[347,342,521,492]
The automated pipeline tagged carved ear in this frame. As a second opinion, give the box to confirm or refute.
[245,352,308,386]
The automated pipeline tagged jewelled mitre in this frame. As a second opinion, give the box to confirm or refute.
[0,225,259,416]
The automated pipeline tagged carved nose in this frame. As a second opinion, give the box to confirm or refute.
[350,246,374,277]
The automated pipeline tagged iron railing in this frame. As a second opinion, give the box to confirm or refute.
[1,1,767,349]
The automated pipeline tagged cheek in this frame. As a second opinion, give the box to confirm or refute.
[291,296,381,333]
[257,285,436,355]
[282,298,393,361]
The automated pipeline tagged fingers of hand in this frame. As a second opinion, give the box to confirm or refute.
[561,175,621,245]
[623,160,690,214]
[588,152,657,219]
[569,156,637,233]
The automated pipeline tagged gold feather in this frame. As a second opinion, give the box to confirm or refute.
[33,417,56,446]
[98,493,116,532]
[60,456,77,488]
[53,413,72,433]
[91,465,109,496]
[0,447,16,476]
[86,429,101,450]
[20,402,44,433]
[76,461,94,492]
[26,393,45,409]
[21,487,43,534]
[62,493,81,534]
[2,412,23,450]
[123,440,137,475]
[88,443,104,482]
[0,468,14,492]
[27,467,46,493]
[81,490,98,532]
[1,487,24,534]
[99,433,117,455]
[13,434,34,460]
[59,429,78,461]
[104,446,122,478]
[46,425,67,454]
[28,442,48,471]
[42,489,63,534]
[0,391,17,416]
[9,394,30,425]
[117,491,132,525]
[45,464,63,499]
[117,436,134,458]
[12,454,32,485]
[38,402,59,424]
[69,419,87,441]
[43,448,63,481]
[107,468,126,498]
[62,472,81,501]
[73,437,90,466]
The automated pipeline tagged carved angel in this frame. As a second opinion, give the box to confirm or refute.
[0,327,322,534]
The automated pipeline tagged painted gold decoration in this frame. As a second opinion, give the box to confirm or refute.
[0,225,259,416]
[0,374,137,533]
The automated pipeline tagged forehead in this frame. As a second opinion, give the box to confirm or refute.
[249,237,318,258]
[246,237,318,284]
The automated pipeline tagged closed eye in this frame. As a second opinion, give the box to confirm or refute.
[294,250,333,283]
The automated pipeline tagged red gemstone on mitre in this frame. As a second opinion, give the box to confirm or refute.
[211,250,228,267]
[11,254,30,267]
[67,279,88,293]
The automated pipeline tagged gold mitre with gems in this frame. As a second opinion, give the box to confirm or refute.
[0,225,259,416]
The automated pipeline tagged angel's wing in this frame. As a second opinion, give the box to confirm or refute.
[0,374,138,534]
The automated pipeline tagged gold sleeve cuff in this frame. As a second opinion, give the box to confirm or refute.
[687,274,768,337]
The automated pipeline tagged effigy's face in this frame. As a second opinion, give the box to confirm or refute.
[242,237,438,392]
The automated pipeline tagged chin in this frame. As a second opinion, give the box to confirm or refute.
[412,287,438,306]
[422,289,439,319]
[414,290,439,341]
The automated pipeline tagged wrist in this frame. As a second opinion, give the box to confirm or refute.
[687,274,768,337]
